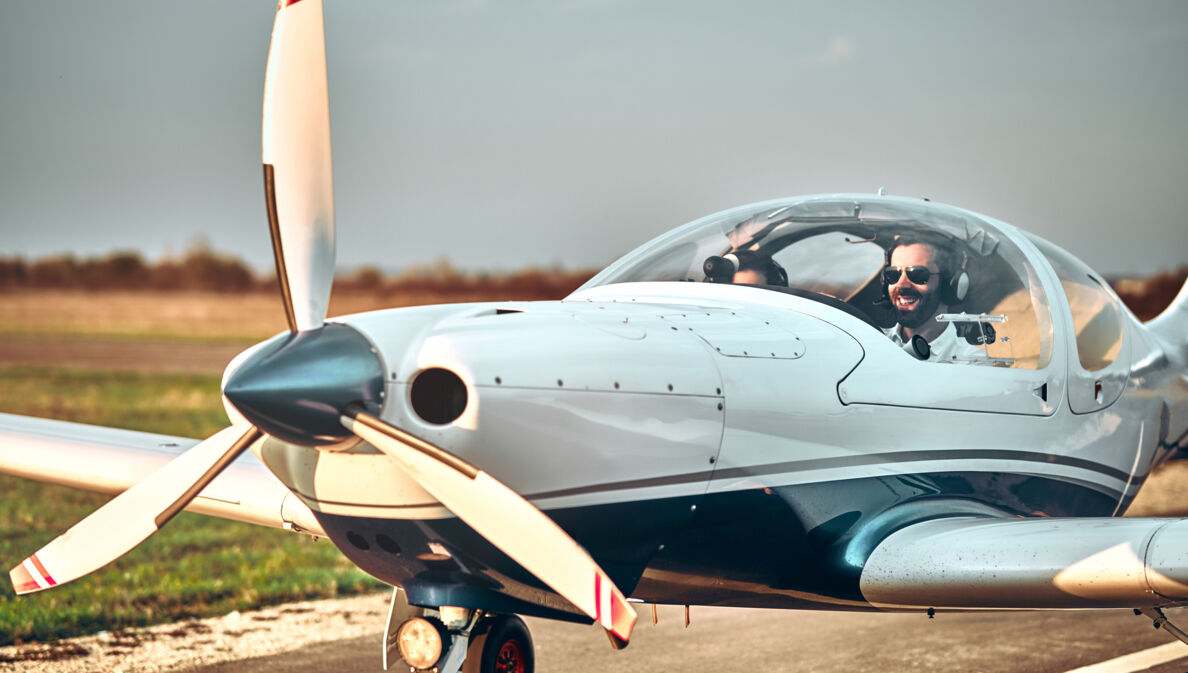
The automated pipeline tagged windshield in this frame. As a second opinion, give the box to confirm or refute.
[580,195,1054,369]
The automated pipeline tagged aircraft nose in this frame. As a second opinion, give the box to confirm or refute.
[223,323,384,447]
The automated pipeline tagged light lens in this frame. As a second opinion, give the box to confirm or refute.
[396,617,443,669]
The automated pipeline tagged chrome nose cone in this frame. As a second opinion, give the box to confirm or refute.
[223,323,384,446]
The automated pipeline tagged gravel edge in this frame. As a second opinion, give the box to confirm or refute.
[0,592,390,673]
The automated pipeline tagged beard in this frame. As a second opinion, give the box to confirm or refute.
[890,285,942,329]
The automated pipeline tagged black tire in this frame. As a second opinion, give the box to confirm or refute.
[463,614,534,673]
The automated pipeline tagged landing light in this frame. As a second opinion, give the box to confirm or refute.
[396,616,445,669]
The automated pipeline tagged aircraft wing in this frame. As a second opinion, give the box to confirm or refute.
[0,412,323,536]
[860,516,1188,610]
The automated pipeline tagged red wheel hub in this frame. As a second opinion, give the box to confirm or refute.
[494,638,525,673]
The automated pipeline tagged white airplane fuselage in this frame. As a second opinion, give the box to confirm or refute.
[236,266,1187,620]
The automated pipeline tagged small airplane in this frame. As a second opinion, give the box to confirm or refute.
[3,1,1188,672]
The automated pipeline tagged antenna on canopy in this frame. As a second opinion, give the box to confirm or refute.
[877,186,887,196]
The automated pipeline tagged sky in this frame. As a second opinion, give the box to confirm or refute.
[2,0,1186,277]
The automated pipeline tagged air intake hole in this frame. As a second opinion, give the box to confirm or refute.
[411,368,468,425]
[375,534,402,555]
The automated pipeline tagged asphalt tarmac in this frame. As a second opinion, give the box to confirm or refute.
[183,604,1188,673]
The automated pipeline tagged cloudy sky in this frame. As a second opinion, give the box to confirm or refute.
[2,1,1185,276]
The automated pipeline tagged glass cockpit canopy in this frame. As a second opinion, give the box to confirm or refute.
[579,195,1054,370]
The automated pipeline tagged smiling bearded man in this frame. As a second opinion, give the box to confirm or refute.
[882,238,985,364]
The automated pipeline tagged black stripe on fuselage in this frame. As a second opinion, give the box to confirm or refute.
[526,449,1134,501]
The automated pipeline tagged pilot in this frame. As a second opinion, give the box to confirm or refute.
[732,252,788,286]
[882,236,985,363]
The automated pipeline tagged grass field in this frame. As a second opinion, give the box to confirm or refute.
[0,365,384,646]
[0,288,552,343]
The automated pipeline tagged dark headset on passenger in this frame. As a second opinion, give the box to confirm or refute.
[702,251,789,286]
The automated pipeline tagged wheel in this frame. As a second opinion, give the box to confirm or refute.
[463,614,534,673]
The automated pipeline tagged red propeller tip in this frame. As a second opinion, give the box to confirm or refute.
[10,554,55,594]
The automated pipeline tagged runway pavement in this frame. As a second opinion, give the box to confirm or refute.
[183,605,1188,673]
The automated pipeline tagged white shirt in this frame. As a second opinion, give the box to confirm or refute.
[885,322,993,364]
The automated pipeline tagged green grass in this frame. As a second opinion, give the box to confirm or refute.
[0,366,231,438]
[0,365,385,645]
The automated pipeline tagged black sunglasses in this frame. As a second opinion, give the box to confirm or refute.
[883,265,939,285]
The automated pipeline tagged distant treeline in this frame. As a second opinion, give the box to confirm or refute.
[0,248,598,300]
[0,249,1183,319]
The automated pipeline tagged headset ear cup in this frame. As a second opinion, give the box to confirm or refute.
[880,247,893,304]
[772,261,788,287]
[946,271,968,305]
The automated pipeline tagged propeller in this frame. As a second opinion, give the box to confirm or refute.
[10,425,260,594]
[7,0,335,596]
[262,0,335,332]
[10,0,637,647]
[342,405,638,644]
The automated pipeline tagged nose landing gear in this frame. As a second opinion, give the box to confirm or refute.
[463,614,534,673]
[383,587,535,673]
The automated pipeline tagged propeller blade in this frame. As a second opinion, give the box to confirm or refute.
[9,425,261,595]
[341,406,638,645]
[262,0,335,332]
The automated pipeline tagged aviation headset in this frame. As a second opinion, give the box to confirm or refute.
[703,251,789,286]
[881,236,969,306]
